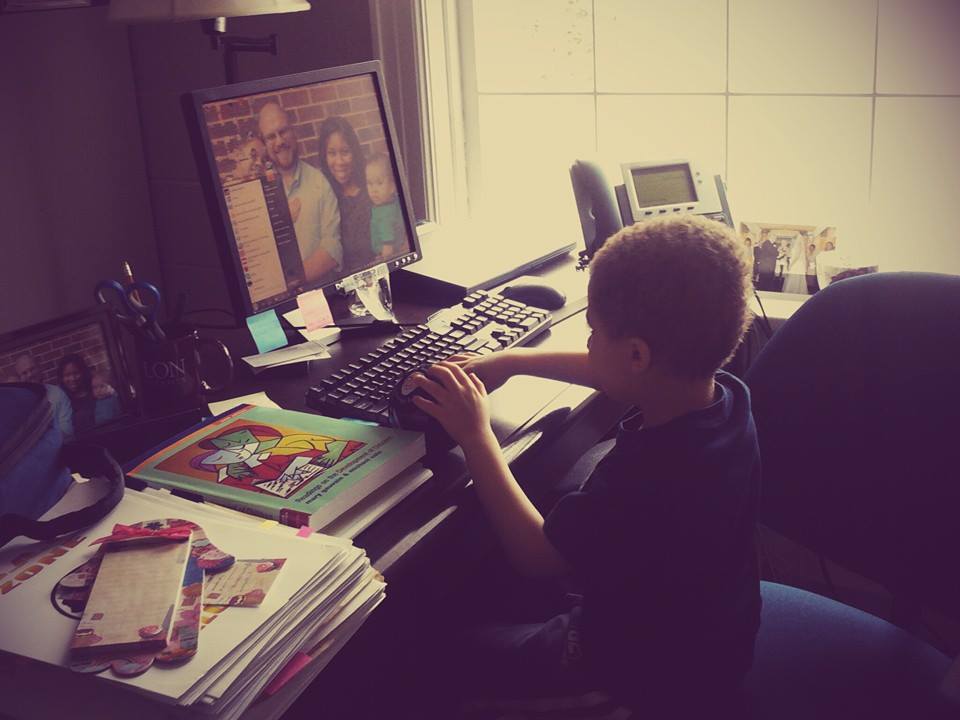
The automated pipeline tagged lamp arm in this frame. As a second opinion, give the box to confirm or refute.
[201,17,279,84]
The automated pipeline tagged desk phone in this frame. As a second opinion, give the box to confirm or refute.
[570,158,735,268]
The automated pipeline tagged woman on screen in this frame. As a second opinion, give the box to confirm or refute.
[317,116,375,273]
[57,353,120,433]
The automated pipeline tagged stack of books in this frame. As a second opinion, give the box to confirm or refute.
[126,404,430,537]
[0,476,386,719]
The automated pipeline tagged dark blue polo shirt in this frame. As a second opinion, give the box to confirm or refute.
[544,371,761,707]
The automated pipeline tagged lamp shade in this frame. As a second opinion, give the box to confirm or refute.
[108,0,311,22]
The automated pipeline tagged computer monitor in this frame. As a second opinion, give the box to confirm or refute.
[184,61,422,319]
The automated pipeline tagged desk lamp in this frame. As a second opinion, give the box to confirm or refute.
[108,0,311,84]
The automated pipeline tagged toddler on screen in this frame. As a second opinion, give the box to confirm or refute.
[234,135,268,181]
[366,153,403,260]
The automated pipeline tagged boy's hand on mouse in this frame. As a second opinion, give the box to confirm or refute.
[409,361,495,449]
[446,352,515,394]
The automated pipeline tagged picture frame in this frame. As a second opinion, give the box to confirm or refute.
[0,305,137,439]
[739,221,838,298]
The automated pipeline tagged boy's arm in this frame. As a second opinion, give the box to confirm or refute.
[462,429,569,578]
[453,349,599,392]
[504,350,598,387]
[410,362,569,578]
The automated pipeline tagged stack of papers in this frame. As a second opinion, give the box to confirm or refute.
[240,308,342,371]
[0,482,385,720]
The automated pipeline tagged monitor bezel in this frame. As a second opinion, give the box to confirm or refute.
[183,60,423,321]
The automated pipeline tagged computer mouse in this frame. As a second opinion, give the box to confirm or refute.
[388,366,455,453]
[499,281,566,310]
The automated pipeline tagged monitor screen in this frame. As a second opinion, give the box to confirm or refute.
[630,163,697,208]
[185,62,421,317]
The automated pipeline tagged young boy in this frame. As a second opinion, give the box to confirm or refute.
[409,215,761,716]
[365,153,403,261]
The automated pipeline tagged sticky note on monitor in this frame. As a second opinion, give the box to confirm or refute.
[246,309,288,354]
[296,289,334,332]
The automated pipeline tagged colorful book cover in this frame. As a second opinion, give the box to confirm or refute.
[128,406,425,529]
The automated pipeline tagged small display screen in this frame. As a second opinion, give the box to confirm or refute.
[631,164,697,207]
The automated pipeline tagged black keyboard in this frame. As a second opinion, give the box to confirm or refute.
[305,290,553,424]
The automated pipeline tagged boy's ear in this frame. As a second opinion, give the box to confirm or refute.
[627,338,651,372]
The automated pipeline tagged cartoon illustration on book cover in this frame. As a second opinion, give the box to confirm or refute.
[156,422,365,499]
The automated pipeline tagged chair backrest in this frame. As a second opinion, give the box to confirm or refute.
[744,272,960,619]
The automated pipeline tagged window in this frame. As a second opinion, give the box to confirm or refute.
[383,0,960,274]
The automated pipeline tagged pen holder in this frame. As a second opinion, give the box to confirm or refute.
[135,327,233,416]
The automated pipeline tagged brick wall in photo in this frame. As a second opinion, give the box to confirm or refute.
[204,75,388,182]
[0,323,114,386]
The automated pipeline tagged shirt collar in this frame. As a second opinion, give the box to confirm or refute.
[287,160,304,196]
[617,372,737,442]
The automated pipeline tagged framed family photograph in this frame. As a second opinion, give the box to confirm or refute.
[0,305,136,439]
[739,221,838,297]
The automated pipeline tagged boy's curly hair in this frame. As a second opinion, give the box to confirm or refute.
[588,215,752,379]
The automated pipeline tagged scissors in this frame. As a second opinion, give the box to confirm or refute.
[95,279,166,343]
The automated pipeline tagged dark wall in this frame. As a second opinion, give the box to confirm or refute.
[127,2,374,324]
[0,7,159,335]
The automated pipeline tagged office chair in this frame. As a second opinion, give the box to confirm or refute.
[743,271,960,718]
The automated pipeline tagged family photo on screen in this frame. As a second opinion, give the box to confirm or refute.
[205,74,407,297]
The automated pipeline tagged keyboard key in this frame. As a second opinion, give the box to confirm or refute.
[305,292,553,423]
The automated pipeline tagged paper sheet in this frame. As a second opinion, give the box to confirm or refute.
[282,307,343,345]
[296,289,334,332]
[204,559,286,607]
[207,392,280,417]
[241,341,331,369]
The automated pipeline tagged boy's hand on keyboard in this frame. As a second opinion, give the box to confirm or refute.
[409,361,495,449]
[447,352,515,394]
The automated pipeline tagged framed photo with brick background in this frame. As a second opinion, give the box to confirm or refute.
[0,306,135,439]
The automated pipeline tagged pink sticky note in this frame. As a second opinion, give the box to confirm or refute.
[296,526,313,538]
[263,651,312,696]
[297,289,334,332]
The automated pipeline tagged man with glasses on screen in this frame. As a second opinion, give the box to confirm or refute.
[258,101,343,283]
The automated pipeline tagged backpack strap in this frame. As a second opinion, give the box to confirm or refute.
[0,383,52,480]
[0,443,124,547]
